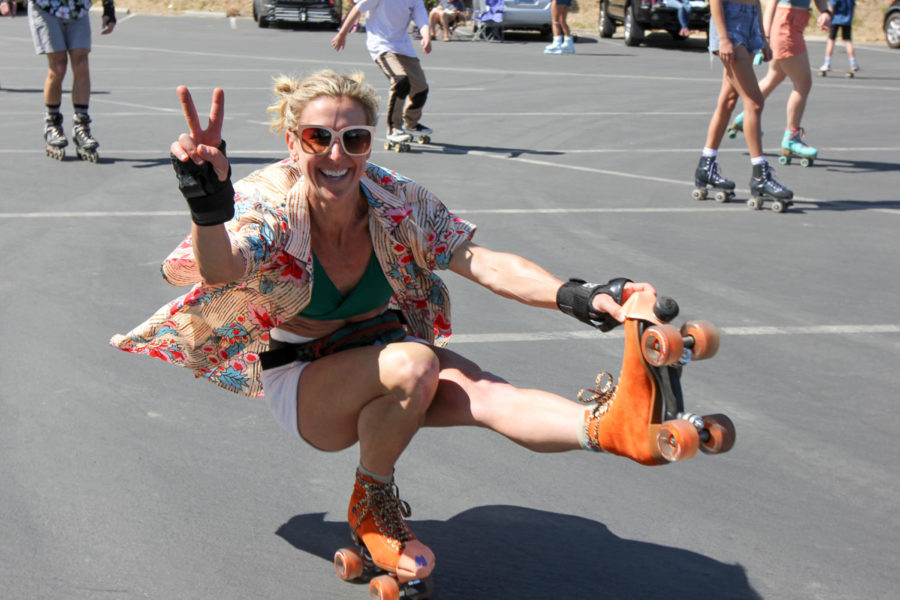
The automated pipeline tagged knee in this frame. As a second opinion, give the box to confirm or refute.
[69,54,90,75]
[392,76,411,98]
[47,56,67,79]
[380,343,440,412]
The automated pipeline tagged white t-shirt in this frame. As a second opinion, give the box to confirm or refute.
[355,0,429,60]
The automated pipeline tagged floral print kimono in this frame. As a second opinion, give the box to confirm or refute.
[110,160,476,398]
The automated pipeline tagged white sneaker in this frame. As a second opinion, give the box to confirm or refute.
[544,36,562,53]
[560,37,575,54]
[818,63,830,73]
[387,128,412,142]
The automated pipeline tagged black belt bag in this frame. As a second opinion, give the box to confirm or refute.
[259,311,408,371]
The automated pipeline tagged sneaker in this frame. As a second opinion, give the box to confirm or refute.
[403,123,433,136]
[387,128,412,143]
[560,37,575,54]
[818,63,830,73]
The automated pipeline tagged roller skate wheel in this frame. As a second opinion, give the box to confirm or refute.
[334,547,364,581]
[369,574,400,600]
[657,419,700,462]
[641,324,684,367]
[680,320,719,360]
[726,128,737,139]
[691,187,707,201]
[417,135,430,144]
[771,200,786,213]
[699,413,736,454]
[384,141,391,150]
[747,197,761,210]
[800,157,812,167]
[778,155,789,166]
[713,190,730,203]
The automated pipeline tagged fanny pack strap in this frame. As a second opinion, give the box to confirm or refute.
[259,312,408,371]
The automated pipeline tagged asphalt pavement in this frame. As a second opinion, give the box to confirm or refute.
[1,13,899,600]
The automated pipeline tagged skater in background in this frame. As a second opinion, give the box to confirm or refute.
[544,0,575,54]
[28,0,117,161]
[728,0,832,166]
[819,0,859,74]
[695,0,793,205]
[429,0,467,41]
[332,0,433,146]
[112,70,672,588]
[1,0,17,18]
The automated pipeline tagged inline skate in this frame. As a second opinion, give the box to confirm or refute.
[72,113,100,162]
[44,113,68,161]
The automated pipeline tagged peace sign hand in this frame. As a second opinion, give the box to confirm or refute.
[170,86,230,182]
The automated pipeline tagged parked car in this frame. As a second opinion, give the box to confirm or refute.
[252,0,342,29]
[886,0,900,49]
[472,0,553,37]
[599,0,710,46]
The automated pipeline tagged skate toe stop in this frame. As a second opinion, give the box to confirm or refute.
[396,541,435,582]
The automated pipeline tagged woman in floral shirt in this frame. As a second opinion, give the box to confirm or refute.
[112,70,659,589]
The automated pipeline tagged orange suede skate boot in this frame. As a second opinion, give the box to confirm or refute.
[348,471,435,583]
[579,291,716,465]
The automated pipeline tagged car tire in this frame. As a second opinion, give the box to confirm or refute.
[599,1,616,38]
[886,13,900,49]
[624,2,644,47]
[254,0,270,28]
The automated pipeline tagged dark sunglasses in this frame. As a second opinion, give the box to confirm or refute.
[296,125,375,156]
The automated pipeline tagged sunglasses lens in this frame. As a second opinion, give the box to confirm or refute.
[300,127,333,154]
[341,128,372,155]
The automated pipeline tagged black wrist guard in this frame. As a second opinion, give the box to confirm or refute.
[171,140,235,226]
[557,277,632,332]
[102,0,116,23]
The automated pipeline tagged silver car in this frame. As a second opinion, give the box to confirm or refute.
[472,0,554,36]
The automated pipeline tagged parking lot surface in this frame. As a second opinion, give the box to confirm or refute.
[1,14,899,600]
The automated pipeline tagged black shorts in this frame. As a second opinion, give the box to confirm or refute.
[828,23,852,41]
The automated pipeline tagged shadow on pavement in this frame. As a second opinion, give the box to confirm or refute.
[277,505,762,599]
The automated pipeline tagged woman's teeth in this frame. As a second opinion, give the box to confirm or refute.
[322,168,348,177]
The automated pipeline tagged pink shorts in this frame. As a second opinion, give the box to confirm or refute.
[770,6,809,60]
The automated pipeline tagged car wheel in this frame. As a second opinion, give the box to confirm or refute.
[599,1,616,38]
[624,2,643,47]
[886,13,900,49]
[254,0,270,28]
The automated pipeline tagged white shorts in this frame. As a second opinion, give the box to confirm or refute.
[260,328,427,441]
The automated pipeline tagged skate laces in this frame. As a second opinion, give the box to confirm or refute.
[578,371,617,417]
[351,477,414,551]
[789,128,807,146]
[762,163,788,192]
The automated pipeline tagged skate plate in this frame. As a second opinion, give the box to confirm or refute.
[692,185,735,203]
[580,292,735,464]
[778,152,814,168]
[747,195,792,213]
[334,546,434,600]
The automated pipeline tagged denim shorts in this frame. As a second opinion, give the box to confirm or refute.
[554,0,573,6]
[28,4,92,55]
[708,1,764,54]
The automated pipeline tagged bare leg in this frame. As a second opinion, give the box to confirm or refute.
[824,37,835,61]
[69,48,91,107]
[720,46,766,157]
[773,53,812,131]
[44,51,68,106]
[424,347,582,452]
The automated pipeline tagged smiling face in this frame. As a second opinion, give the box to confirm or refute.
[287,95,372,207]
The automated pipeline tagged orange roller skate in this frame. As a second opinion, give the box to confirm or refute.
[333,472,435,599]
[579,291,735,465]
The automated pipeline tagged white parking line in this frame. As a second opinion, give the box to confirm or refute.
[451,324,900,344]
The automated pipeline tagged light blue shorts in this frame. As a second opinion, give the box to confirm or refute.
[28,4,92,55]
[708,1,764,54]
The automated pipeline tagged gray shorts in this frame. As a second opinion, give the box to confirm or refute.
[28,3,92,55]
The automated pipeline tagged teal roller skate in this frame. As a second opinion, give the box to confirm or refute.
[779,128,816,167]
[726,112,763,140]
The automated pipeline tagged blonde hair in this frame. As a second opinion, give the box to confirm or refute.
[266,70,379,134]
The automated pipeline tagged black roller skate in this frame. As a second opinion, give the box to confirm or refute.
[44,113,68,161]
[692,156,735,203]
[747,162,793,213]
[72,113,100,163]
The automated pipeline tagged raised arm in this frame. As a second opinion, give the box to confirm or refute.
[169,86,246,285]
[448,241,654,328]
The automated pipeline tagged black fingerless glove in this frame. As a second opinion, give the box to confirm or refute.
[171,140,235,226]
[102,0,116,23]
[556,277,632,332]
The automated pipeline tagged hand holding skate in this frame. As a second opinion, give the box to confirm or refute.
[579,290,735,465]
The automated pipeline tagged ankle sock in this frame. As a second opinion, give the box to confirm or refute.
[357,464,392,484]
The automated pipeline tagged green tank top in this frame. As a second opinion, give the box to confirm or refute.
[300,250,394,321]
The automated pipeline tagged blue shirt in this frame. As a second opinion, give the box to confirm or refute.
[829,0,854,25]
